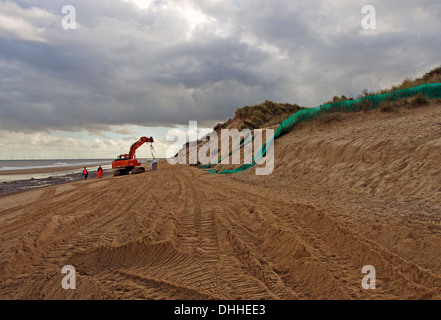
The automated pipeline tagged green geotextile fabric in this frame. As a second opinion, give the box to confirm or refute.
[206,83,441,174]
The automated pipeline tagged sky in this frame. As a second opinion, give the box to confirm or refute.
[0,0,440,159]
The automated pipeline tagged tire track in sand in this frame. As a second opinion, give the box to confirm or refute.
[203,177,441,299]
[2,163,441,299]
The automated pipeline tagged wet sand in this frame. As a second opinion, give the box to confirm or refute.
[0,165,92,176]
[0,166,112,196]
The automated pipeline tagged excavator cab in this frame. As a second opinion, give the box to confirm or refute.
[116,154,130,161]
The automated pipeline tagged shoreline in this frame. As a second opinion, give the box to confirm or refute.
[0,160,163,196]
[0,170,113,196]
[0,167,113,196]
[0,165,98,176]
[0,170,112,197]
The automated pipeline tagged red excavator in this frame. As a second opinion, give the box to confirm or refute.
[112,136,154,176]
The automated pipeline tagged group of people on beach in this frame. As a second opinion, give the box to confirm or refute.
[82,166,103,180]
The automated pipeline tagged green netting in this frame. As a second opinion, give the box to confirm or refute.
[198,134,254,170]
[209,83,441,174]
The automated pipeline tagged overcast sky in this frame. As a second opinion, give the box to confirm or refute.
[0,0,440,159]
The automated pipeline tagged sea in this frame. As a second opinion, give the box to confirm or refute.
[0,159,114,183]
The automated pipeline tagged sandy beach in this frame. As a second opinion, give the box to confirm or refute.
[1,101,440,300]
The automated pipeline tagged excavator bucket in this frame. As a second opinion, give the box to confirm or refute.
[150,160,158,171]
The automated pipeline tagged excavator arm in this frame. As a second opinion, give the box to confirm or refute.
[128,136,154,159]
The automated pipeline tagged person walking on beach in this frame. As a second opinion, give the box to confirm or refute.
[83,167,88,180]
[97,166,103,179]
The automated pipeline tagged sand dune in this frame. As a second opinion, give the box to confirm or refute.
[1,102,441,300]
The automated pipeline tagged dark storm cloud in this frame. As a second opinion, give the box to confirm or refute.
[0,0,440,133]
